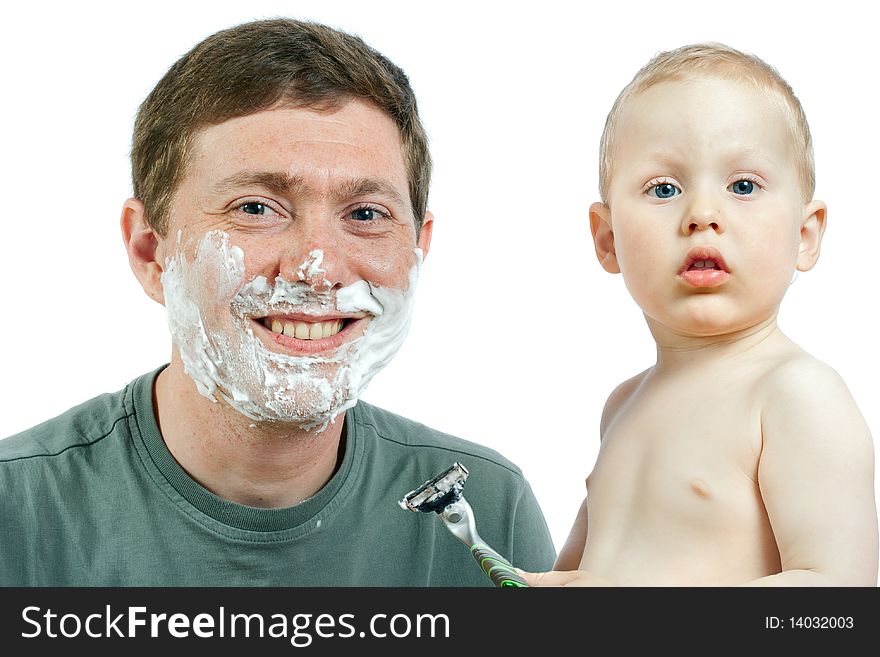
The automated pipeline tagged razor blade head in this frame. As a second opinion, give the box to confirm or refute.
[400,462,469,514]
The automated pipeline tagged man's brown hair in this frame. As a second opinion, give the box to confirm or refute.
[131,18,431,236]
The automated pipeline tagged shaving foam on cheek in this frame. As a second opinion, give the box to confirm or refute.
[335,248,422,413]
[160,230,421,433]
[161,230,249,402]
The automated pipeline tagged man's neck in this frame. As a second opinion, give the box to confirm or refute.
[153,358,346,508]
[647,314,792,374]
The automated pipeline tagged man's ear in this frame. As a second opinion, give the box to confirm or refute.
[121,198,166,305]
[796,200,827,272]
[589,202,620,273]
[416,210,434,261]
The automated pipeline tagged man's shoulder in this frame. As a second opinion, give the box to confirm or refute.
[0,380,134,464]
[353,400,526,479]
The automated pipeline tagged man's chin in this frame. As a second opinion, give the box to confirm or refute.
[215,372,354,432]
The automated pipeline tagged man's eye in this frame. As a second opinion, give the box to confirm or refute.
[239,202,271,215]
[349,207,388,221]
[729,180,756,195]
[651,183,680,199]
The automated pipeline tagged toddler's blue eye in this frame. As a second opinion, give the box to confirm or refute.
[730,180,755,195]
[652,183,679,199]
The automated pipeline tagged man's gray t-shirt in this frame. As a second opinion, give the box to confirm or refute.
[0,368,555,585]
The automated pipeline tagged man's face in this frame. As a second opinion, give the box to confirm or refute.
[155,99,431,430]
[601,76,813,337]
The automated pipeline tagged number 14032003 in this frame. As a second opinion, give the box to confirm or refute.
[765,616,854,629]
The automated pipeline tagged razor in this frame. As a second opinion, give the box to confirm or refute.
[400,462,528,587]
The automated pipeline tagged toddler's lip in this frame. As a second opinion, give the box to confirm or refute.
[679,245,730,274]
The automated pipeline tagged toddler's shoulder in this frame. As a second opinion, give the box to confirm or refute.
[759,349,870,451]
[759,349,848,401]
[600,368,651,437]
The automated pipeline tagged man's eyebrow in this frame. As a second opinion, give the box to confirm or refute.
[211,171,408,208]
[332,177,408,208]
[212,171,306,197]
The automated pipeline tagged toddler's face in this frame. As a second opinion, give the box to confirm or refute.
[598,75,820,337]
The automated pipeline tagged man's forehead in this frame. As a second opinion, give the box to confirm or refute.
[195,100,404,151]
[186,103,405,180]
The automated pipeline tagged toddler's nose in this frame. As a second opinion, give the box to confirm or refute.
[682,195,725,234]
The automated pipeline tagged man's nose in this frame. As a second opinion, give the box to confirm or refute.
[681,189,725,235]
[278,214,344,289]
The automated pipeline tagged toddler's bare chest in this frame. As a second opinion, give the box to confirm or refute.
[588,383,763,519]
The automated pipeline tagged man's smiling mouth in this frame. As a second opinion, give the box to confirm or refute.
[249,314,366,353]
[262,317,347,340]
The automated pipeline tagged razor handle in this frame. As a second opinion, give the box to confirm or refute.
[470,543,529,587]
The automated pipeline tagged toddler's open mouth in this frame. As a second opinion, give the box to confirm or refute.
[679,246,730,288]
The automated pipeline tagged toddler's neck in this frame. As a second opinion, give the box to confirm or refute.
[649,314,788,374]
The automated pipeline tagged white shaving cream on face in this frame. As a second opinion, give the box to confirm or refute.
[161,230,421,433]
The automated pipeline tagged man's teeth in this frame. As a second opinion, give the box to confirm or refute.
[691,259,719,270]
[265,319,344,340]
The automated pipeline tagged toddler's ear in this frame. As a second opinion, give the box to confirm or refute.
[796,200,827,272]
[590,202,620,273]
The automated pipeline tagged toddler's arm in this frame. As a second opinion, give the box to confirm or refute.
[554,495,589,570]
[532,373,647,579]
[749,358,878,586]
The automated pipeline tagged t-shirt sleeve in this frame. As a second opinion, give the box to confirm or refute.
[509,477,557,572]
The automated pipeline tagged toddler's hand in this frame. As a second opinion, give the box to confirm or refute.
[516,568,615,587]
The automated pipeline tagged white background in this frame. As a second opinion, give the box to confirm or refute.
[1,0,878,570]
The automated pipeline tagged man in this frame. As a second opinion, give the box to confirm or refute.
[0,18,555,585]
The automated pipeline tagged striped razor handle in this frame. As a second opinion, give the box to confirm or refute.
[470,543,529,587]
